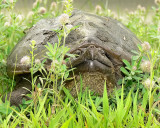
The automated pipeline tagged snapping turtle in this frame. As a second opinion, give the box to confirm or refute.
[4,10,140,106]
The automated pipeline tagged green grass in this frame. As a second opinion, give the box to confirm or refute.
[0,0,160,127]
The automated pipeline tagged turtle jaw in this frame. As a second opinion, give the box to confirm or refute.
[66,43,115,74]
[73,60,113,74]
[65,44,117,96]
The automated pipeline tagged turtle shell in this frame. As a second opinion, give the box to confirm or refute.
[7,10,140,82]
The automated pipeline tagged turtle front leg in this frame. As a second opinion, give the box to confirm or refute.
[3,75,32,107]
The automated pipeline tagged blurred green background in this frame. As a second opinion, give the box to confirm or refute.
[15,0,155,13]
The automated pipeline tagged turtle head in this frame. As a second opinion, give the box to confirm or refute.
[65,38,123,96]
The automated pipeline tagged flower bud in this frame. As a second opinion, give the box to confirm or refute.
[140,60,151,73]
[33,1,38,8]
[35,59,41,64]
[155,0,160,5]
[51,60,58,67]
[51,105,55,114]
[27,11,34,19]
[4,22,10,27]
[95,5,102,14]
[58,13,69,25]
[141,42,151,51]
[50,2,57,11]
[62,60,66,65]
[143,78,155,89]
[132,66,137,71]
[38,7,46,14]
[31,40,36,46]
[65,24,73,30]
[129,11,136,15]
[37,87,42,96]
[10,0,14,3]
[157,77,160,83]
[16,14,23,22]
[137,5,146,12]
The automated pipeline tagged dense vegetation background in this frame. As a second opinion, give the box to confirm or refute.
[0,0,160,127]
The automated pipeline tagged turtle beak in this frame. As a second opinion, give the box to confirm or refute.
[85,45,97,61]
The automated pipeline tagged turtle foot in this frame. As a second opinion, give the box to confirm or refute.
[2,77,32,107]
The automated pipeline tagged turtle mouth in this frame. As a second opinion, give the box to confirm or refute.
[73,60,112,74]
[66,43,115,74]
[64,43,116,96]
[64,42,119,96]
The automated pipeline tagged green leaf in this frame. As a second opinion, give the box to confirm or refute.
[123,90,132,120]
[122,59,131,69]
[120,67,129,76]
[132,56,139,60]
[36,92,48,119]
[89,91,98,117]
[133,89,139,125]
[117,79,122,85]
[137,43,142,52]
[142,91,148,115]
[127,76,132,80]
[131,50,139,55]
[65,53,75,58]
[49,109,66,128]
[60,115,74,128]
[103,81,109,127]
[0,100,12,115]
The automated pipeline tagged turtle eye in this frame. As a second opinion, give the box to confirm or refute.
[75,49,82,57]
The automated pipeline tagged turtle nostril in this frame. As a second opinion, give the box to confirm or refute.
[89,45,96,49]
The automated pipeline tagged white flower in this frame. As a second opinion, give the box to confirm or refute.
[35,59,41,64]
[46,60,58,71]
[140,60,151,73]
[137,5,146,12]
[141,42,151,52]
[132,66,137,71]
[4,22,10,27]
[16,15,23,22]
[51,60,59,66]
[33,1,38,8]
[95,5,102,14]
[62,60,66,65]
[155,0,160,5]
[65,24,73,30]
[157,77,160,83]
[38,7,46,14]
[27,11,34,19]
[129,11,136,15]
[143,78,155,89]
[58,13,69,25]
[10,0,14,3]
[20,56,31,65]
[50,2,57,11]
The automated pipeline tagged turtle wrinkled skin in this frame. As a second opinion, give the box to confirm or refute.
[4,10,140,106]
